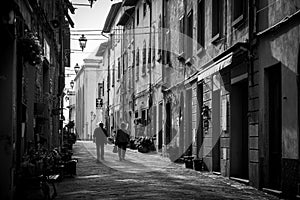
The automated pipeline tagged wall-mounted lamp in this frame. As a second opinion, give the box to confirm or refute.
[70,80,74,89]
[74,63,80,74]
[79,34,87,51]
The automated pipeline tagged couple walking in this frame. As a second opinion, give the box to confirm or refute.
[115,122,130,161]
[93,122,130,162]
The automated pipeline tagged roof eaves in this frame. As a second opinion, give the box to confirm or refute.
[102,2,122,33]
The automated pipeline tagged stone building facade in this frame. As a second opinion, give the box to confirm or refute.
[98,0,300,198]
[0,0,73,199]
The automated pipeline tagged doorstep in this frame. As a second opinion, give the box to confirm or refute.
[262,188,282,198]
[229,177,250,185]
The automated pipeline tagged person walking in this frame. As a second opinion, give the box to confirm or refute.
[115,122,130,161]
[93,122,108,162]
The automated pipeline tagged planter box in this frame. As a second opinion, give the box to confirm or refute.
[193,159,203,171]
[184,156,194,169]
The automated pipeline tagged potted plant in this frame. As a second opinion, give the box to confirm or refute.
[193,157,203,171]
[20,30,43,66]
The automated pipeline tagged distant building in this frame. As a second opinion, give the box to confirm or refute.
[74,47,103,140]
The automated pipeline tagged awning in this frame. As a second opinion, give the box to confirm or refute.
[117,7,135,26]
[102,2,122,33]
[122,0,138,7]
[197,53,233,81]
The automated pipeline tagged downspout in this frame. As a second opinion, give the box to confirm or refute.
[248,0,255,87]
[162,0,165,83]
[147,0,152,135]
[102,32,111,136]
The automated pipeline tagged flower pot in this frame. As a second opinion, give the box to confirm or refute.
[193,159,203,171]
[185,159,193,169]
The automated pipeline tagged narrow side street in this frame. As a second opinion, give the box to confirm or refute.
[55,141,278,200]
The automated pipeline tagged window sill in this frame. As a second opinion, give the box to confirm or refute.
[232,15,245,29]
[185,57,193,66]
[211,33,221,44]
[177,52,185,62]
[197,47,205,57]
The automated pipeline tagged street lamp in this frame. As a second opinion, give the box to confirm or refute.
[70,80,74,89]
[74,63,80,74]
[79,34,87,51]
[90,111,96,140]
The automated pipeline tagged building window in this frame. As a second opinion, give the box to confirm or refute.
[117,57,121,81]
[165,29,171,64]
[137,8,140,25]
[186,9,193,59]
[136,48,139,81]
[212,0,222,41]
[112,62,115,87]
[197,0,205,49]
[152,25,156,65]
[232,0,245,26]
[123,52,128,75]
[143,2,147,17]
[142,41,146,76]
[142,109,146,121]
[98,83,103,98]
[102,80,104,96]
[158,15,162,61]
[179,15,185,54]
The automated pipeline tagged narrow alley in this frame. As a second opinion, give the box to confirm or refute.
[55,141,278,200]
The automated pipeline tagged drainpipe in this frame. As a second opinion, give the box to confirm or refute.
[146,0,152,136]
[102,32,110,136]
[162,0,165,84]
[248,0,255,86]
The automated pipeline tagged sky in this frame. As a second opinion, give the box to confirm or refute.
[69,0,116,70]
[64,0,117,123]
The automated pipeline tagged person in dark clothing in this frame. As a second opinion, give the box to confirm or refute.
[115,122,130,161]
[93,122,108,162]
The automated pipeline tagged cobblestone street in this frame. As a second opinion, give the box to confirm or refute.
[55,141,279,200]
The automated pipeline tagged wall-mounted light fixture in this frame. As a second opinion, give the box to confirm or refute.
[70,80,74,89]
[79,34,87,51]
[74,63,80,74]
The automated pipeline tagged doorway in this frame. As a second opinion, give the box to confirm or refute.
[266,65,282,190]
[230,79,249,179]
[185,88,193,156]
[179,93,185,156]
[165,102,171,145]
[197,83,203,158]
[212,89,221,172]
[158,102,163,151]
